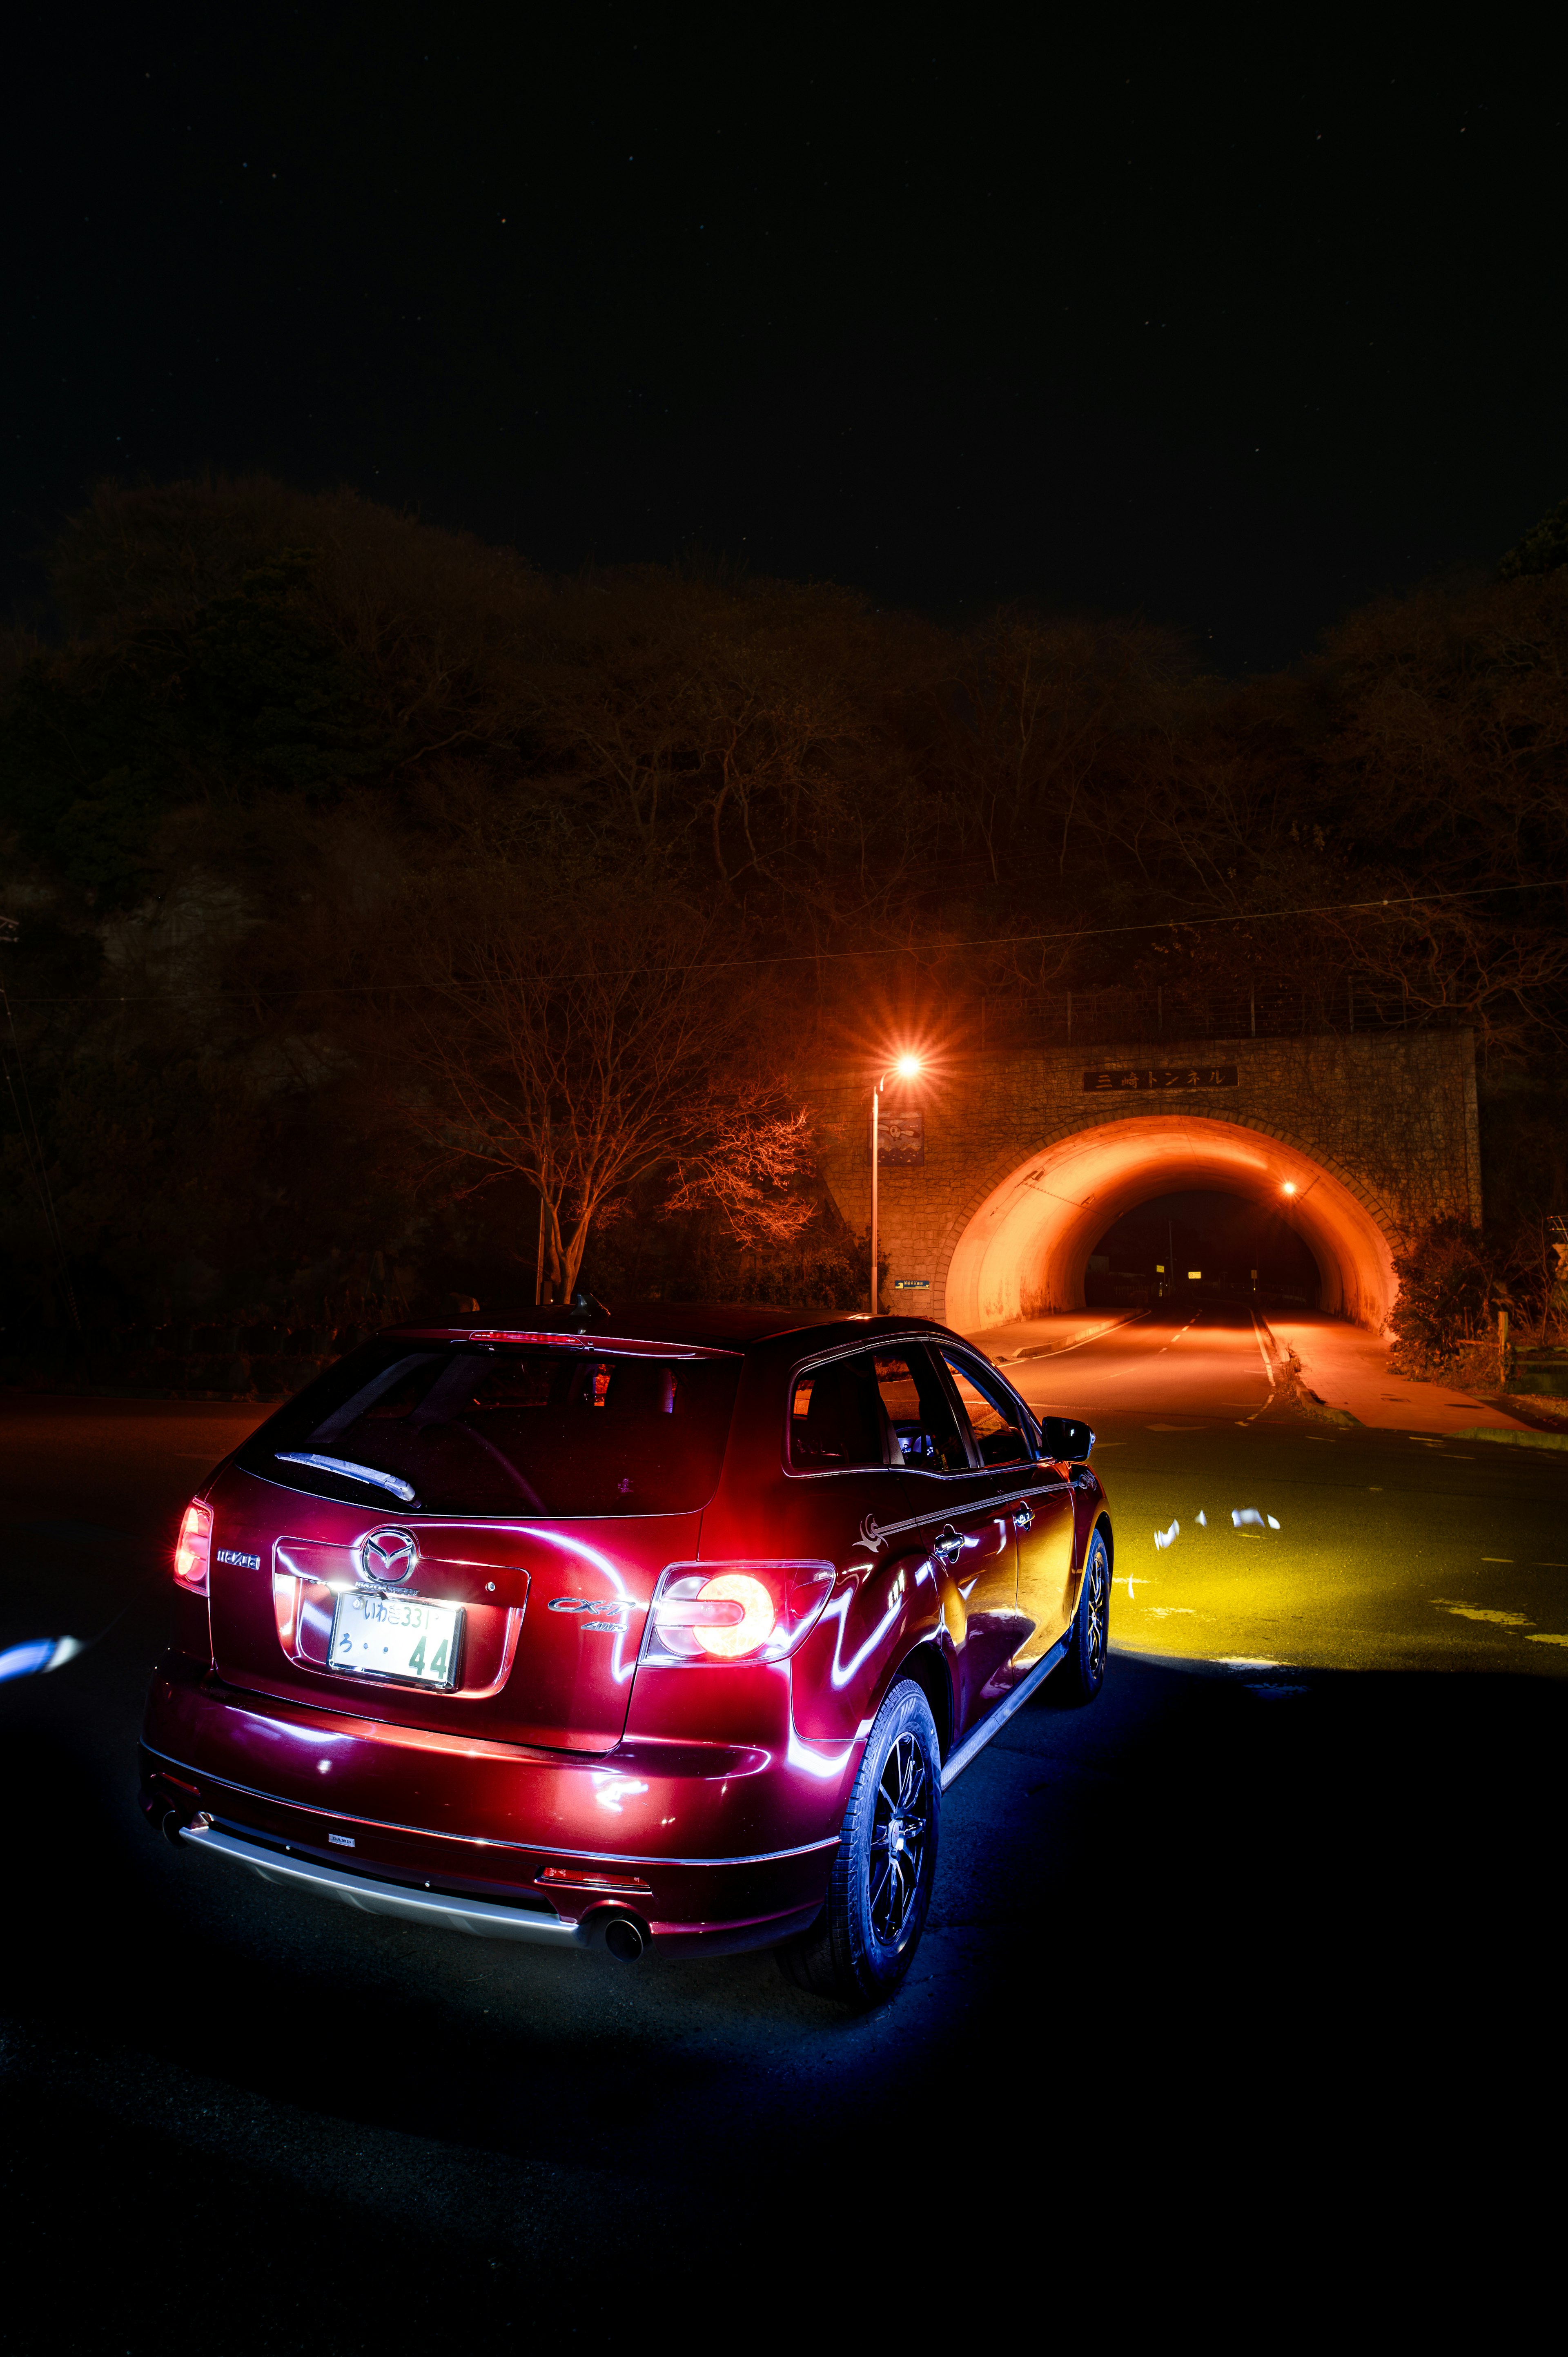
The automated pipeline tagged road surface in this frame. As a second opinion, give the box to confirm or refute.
[0,1352,1561,2345]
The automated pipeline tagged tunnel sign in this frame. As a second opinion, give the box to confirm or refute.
[1082,1065,1239,1092]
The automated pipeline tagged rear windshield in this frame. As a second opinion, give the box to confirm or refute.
[238,1342,743,1518]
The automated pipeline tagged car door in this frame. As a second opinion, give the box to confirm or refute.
[756,1345,925,1744]
[875,1342,1020,1735]
[936,1345,1077,1669]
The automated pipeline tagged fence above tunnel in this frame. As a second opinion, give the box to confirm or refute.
[969,977,1466,1052]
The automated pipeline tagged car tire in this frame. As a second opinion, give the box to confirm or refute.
[778,1677,941,2009]
[1054,1522,1110,1706]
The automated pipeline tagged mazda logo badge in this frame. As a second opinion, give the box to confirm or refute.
[359,1527,419,1585]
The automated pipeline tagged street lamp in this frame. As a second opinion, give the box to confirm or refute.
[871,1055,922,1313]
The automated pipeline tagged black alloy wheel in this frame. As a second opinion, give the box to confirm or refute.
[778,1678,941,2009]
[1055,1524,1110,1706]
[868,1731,933,1948]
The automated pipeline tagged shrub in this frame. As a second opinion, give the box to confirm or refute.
[1389,1218,1508,1378]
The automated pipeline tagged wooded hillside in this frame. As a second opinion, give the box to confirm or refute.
[3,475,1565,1358]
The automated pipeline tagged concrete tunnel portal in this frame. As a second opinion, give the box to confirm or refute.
[940,1113,1399,1335]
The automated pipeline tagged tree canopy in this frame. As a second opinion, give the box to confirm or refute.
[3,474,1566,1335]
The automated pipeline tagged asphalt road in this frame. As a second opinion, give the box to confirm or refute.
[0,1352,1560,2348]
[1006,1306,1568,1676]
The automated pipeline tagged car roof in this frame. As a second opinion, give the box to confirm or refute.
[380,1304,956,1355]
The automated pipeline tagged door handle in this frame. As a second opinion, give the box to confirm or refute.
[1013,1501,1034,1534]
[931,1523,964,1565]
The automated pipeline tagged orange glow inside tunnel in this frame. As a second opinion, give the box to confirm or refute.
[943,1114,1396,1332]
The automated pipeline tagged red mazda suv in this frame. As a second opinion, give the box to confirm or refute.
[140,1307,1113,2006]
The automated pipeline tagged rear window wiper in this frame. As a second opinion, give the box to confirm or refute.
[274,1452,418,1505]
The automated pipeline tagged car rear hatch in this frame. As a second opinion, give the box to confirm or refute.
[207,1329,743,1753]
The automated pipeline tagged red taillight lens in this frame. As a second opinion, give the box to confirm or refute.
[690,1573,776,1659]
[174,1501,213,1594]
[646,1561,834,1665]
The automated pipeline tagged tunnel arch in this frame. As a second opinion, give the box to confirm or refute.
[938,1113,1399,1333]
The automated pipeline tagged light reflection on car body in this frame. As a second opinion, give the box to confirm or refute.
[140,1306,1111,1987]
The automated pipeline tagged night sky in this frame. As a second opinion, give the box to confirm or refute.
[7,10,1564,669]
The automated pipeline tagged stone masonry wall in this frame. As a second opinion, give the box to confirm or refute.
[797,1029,1481,1322]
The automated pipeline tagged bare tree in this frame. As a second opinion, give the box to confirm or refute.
[383,882,814,1300]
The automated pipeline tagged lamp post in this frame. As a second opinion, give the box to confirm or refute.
[871,1055,922,1314]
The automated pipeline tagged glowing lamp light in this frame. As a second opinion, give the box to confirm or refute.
[1281,1181,1298,1195]
[693,1572,777,1659]
[174,1501,213,1594]
[894,1054,922,1078]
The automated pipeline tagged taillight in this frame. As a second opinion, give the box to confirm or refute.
[174,1501,213,1594]
[644,1561,834,1665]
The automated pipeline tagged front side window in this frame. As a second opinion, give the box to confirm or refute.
[938,1349,1035,1468]
[240,1342,742,1516]
[873,1346,969,1473]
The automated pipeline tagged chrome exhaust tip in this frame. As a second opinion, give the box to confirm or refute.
[584,1904,648,1962]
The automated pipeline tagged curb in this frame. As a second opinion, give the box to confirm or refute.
[1453,1425,1568,1453]
[1259,1322,1362,1425]
[988,1310,1149,1365]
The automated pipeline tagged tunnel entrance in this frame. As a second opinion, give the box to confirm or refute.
[1083,1189,1321,1311]
[940,1113,1399,1332]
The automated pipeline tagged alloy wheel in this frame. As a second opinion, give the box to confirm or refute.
[1083,1542,1107,1682]
[867,1731,933,1947]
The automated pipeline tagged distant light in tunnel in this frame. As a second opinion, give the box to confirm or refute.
[1281,1182,1298,1195]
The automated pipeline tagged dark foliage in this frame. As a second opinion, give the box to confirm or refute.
[3,474,1566,1358]
[1499,495,1568,581]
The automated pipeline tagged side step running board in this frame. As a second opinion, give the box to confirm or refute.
[940,1631,1071,1791]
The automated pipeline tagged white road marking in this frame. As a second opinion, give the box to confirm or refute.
[1437,1605,1533,1626]
[1249,1310,1276,1391]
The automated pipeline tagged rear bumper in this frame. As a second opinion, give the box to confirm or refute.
[140,1652,846,1952]
[180,1820,586,1944]
[172,1819,823,1957]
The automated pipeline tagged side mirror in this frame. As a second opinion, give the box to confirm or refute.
[1039,1414,1094,1463]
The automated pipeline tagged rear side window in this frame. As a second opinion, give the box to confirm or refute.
[938,1349,1035,1467]
[238,1343,742,1517]
[789,1354,887,1470]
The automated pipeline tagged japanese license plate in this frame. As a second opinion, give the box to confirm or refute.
[328,1590,463,1688]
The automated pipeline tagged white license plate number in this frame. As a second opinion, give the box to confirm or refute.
[329,1591,463,1688]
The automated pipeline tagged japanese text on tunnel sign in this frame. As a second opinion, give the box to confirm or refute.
[1082,1066,1239,1092]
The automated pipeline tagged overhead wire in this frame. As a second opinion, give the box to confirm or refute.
[4,875,1563,1003]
